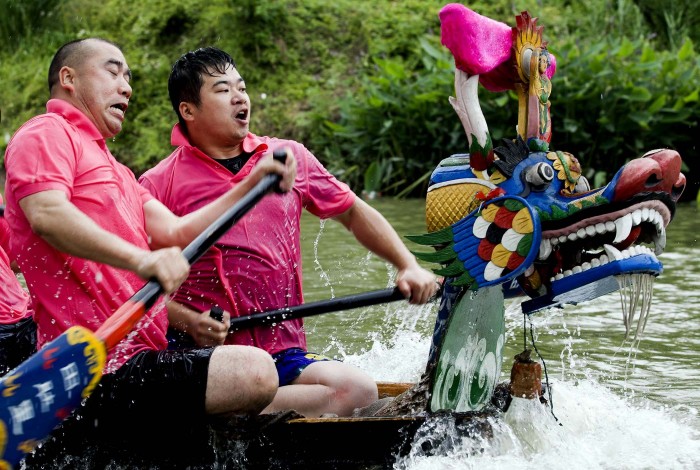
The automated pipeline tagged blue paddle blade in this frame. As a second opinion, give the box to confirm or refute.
[0,326,105,467]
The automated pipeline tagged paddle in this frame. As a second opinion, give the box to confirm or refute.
[228,287,408,332]
[0,150,288,467]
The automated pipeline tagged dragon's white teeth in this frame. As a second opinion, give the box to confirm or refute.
[604,243,623,261]
[595,222,606,234]
[653,228,667,255]
[605,221,615,232]
[586,225,596,237]
[539,238,552,260]
[632,209,642,226]
[613,214,633,244]
[655,215,663,233]
[642,207,650,221]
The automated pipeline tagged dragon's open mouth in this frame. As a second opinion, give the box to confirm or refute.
[535,199,670,285]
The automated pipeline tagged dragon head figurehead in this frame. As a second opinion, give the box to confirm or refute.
[410,4,686,319]
[378,5,686,417]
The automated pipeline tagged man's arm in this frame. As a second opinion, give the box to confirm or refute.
[143,150,296,250]
[19,190,188,293]
[333,198,438,304]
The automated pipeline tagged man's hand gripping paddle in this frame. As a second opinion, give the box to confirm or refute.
[0,151,288,467]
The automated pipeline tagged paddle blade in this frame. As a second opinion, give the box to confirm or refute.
[0,326,105,467]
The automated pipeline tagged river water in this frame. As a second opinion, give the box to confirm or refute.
[299,199,700,470]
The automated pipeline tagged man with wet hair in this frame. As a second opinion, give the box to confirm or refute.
[4,38,295,452]
[140,46,439,418]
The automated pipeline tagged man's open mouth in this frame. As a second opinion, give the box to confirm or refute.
[110,103,128,117]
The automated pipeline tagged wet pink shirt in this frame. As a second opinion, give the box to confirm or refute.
[4,99,165,369]
[0,195,32,324]
[139,125,355,354]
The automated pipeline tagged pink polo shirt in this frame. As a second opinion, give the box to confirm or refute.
[0,195,32,324]
[4,99,165,370]
[139,125,355,354]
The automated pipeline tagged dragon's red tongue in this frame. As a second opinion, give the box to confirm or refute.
[613,225,642,251]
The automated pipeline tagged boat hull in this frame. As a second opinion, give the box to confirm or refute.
[24,382,504,469]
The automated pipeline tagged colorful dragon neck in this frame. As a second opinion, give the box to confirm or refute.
[408,4,686,413]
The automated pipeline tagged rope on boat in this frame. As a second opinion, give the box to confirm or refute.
[527,315,562,425]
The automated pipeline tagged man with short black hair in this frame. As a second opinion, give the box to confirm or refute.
[4,38,295,449]
[140,47,439,418]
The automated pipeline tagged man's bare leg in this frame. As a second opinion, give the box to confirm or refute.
[205,345,278,415]
[262,361,378,417]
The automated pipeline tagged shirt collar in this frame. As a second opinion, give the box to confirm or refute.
[46,99,104,142]
[170,123,266,155]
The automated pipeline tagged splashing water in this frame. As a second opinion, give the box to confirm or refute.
[393,380,700,469]
[617,273,654,348]
[312,219,335,296]
[333,296,700,469]
[301,202,700,469]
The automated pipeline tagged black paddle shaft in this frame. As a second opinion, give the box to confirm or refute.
[228,287,406,331]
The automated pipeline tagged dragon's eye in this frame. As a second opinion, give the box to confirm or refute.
[524,162,554,190]
[574,175,591,193]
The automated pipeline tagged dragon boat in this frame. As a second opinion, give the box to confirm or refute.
[22,4,685,470]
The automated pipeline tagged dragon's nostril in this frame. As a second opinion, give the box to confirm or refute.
[644,174,662,188]
[672,183,685,201]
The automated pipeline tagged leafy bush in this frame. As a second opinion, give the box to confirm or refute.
[0,0,63,51]
[551,36,699,176]
[0,0,697,198]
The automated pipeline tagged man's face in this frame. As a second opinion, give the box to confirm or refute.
[190,65,250,147]
[71,40,132,138]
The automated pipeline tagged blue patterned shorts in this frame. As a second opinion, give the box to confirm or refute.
[272,347,336,386]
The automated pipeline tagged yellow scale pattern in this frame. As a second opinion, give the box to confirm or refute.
[426,183,489,232]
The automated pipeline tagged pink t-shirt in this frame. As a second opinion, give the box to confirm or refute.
[4,99,166,369]
[139,125,355,354]
[0,194,32,324]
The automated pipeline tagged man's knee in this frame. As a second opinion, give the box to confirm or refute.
[206,345,278,415]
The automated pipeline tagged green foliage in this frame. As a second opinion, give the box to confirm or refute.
[307,36,461,196]
[632,0,700,49]
[551,36,699,174]
[0,0,697,198]
[0,0,63,51]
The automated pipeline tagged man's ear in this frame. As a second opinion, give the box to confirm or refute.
[58,66,76,93]
[179,102,196,122]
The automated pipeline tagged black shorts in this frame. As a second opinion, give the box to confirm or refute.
[40,347,216,461]
[0,316,37,376]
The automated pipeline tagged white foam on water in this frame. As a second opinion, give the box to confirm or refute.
[341,312,700,470]
[342,301,437,382]
[345,330,430,382]
[393,379,700,469]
